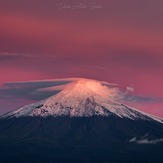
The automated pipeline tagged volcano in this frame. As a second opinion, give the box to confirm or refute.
[0,79,163,163]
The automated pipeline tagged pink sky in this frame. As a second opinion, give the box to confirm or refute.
[0,0,163,117]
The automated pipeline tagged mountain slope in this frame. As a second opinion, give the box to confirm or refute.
[0,116,163,163]
[1,79,162,123]
[0,78,163,163]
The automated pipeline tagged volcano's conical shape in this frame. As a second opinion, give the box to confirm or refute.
[1,79,162,123]
[0,78,163,163]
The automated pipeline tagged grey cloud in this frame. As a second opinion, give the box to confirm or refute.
[0,80,72,100]
[0,52,33,61]
[102,83,163,104]
[117,85,163,104]
[124,94,163,104]
[0,79,163,104]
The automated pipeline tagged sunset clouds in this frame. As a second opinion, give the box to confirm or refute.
[0,79,163,117]
[0,0,163,116]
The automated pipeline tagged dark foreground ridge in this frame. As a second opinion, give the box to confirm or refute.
[0,116,163,163]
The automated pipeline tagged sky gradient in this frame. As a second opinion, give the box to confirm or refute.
[0,0,163,117]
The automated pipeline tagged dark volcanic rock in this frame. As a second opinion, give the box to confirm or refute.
[0,116,163,163]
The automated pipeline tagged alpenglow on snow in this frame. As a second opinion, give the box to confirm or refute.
[2,79,162,123]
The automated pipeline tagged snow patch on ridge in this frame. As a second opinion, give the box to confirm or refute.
[129,137,163,144]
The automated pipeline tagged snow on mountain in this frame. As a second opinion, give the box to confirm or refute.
[129,136,163,144]
[1,79,162,123]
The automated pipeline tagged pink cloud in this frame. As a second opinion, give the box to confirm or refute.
[0,1,163,117]
[0,13,163,57]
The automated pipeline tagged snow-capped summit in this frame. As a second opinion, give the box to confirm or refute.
[1,79,162,123]
[1,79,163,163]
